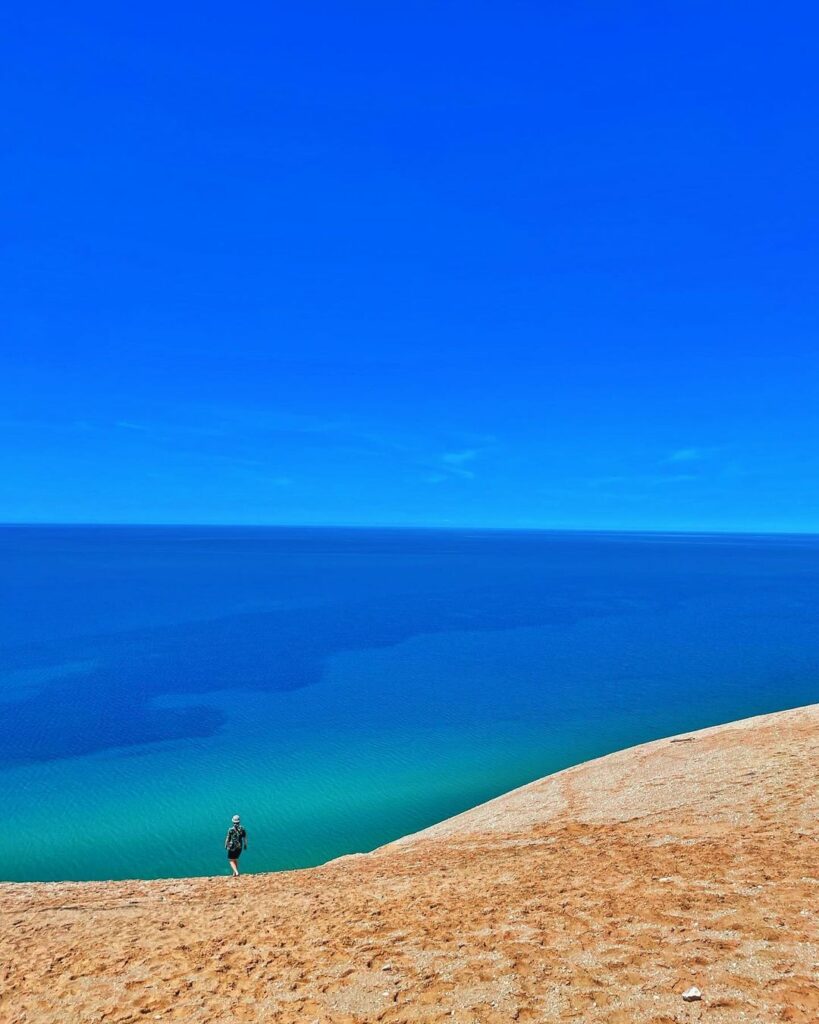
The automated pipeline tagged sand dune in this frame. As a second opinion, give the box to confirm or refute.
[1,705,816,1023]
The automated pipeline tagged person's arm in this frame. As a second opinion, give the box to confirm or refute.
[225,831,230,850]
[244,830,248,850]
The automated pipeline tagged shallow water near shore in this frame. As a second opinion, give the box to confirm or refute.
[1,525,817,882]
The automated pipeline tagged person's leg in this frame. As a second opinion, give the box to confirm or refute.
[229,857,239,876]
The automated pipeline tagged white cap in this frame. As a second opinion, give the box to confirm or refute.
[232,814,240,823]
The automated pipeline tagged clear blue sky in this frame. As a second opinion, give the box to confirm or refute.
[3,3,818,530]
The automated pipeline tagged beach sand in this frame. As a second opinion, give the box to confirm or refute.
[1,705,816,1023]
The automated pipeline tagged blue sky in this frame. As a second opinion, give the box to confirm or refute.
[2,2,818,530]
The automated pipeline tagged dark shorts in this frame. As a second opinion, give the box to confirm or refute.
[227,847,242,860]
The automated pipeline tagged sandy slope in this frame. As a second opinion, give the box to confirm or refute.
[1,705,816,1023]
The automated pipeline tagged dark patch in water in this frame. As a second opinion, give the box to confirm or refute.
[1,527,817,766]
[0,589,634,765]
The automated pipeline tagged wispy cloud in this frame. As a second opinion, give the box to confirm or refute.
[435,448,478,479]
[665,447,704,463]
[426,443,500,482]
[110,403,502,488]
[115,420,150,432]
[441,449,479,466]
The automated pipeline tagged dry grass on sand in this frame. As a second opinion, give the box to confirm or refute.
[1,705,817,1023]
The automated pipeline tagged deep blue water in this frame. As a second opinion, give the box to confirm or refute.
[0,526,816,881]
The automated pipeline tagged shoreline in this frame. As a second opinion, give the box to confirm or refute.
[388,701,819,845]
[2,703,817,1023]
[6,703,815,890]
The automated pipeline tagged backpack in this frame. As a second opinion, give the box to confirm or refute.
[227,825,244,854]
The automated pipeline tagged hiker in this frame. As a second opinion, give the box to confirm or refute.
[225,814,248,876]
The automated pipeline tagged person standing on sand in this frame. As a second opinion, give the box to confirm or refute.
[225,814,248,876]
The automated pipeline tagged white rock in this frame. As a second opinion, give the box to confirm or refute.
[682,986,702,1002]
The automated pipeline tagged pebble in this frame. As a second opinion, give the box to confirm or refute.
[682,986,702,1001]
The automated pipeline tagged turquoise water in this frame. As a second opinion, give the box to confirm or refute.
[1,526,816,881]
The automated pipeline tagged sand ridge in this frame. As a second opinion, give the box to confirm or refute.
[1,705,817,1023]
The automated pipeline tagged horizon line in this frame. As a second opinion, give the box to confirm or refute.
[1,521,817,539]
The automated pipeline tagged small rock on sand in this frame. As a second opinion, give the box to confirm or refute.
[682,986,702,1001]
